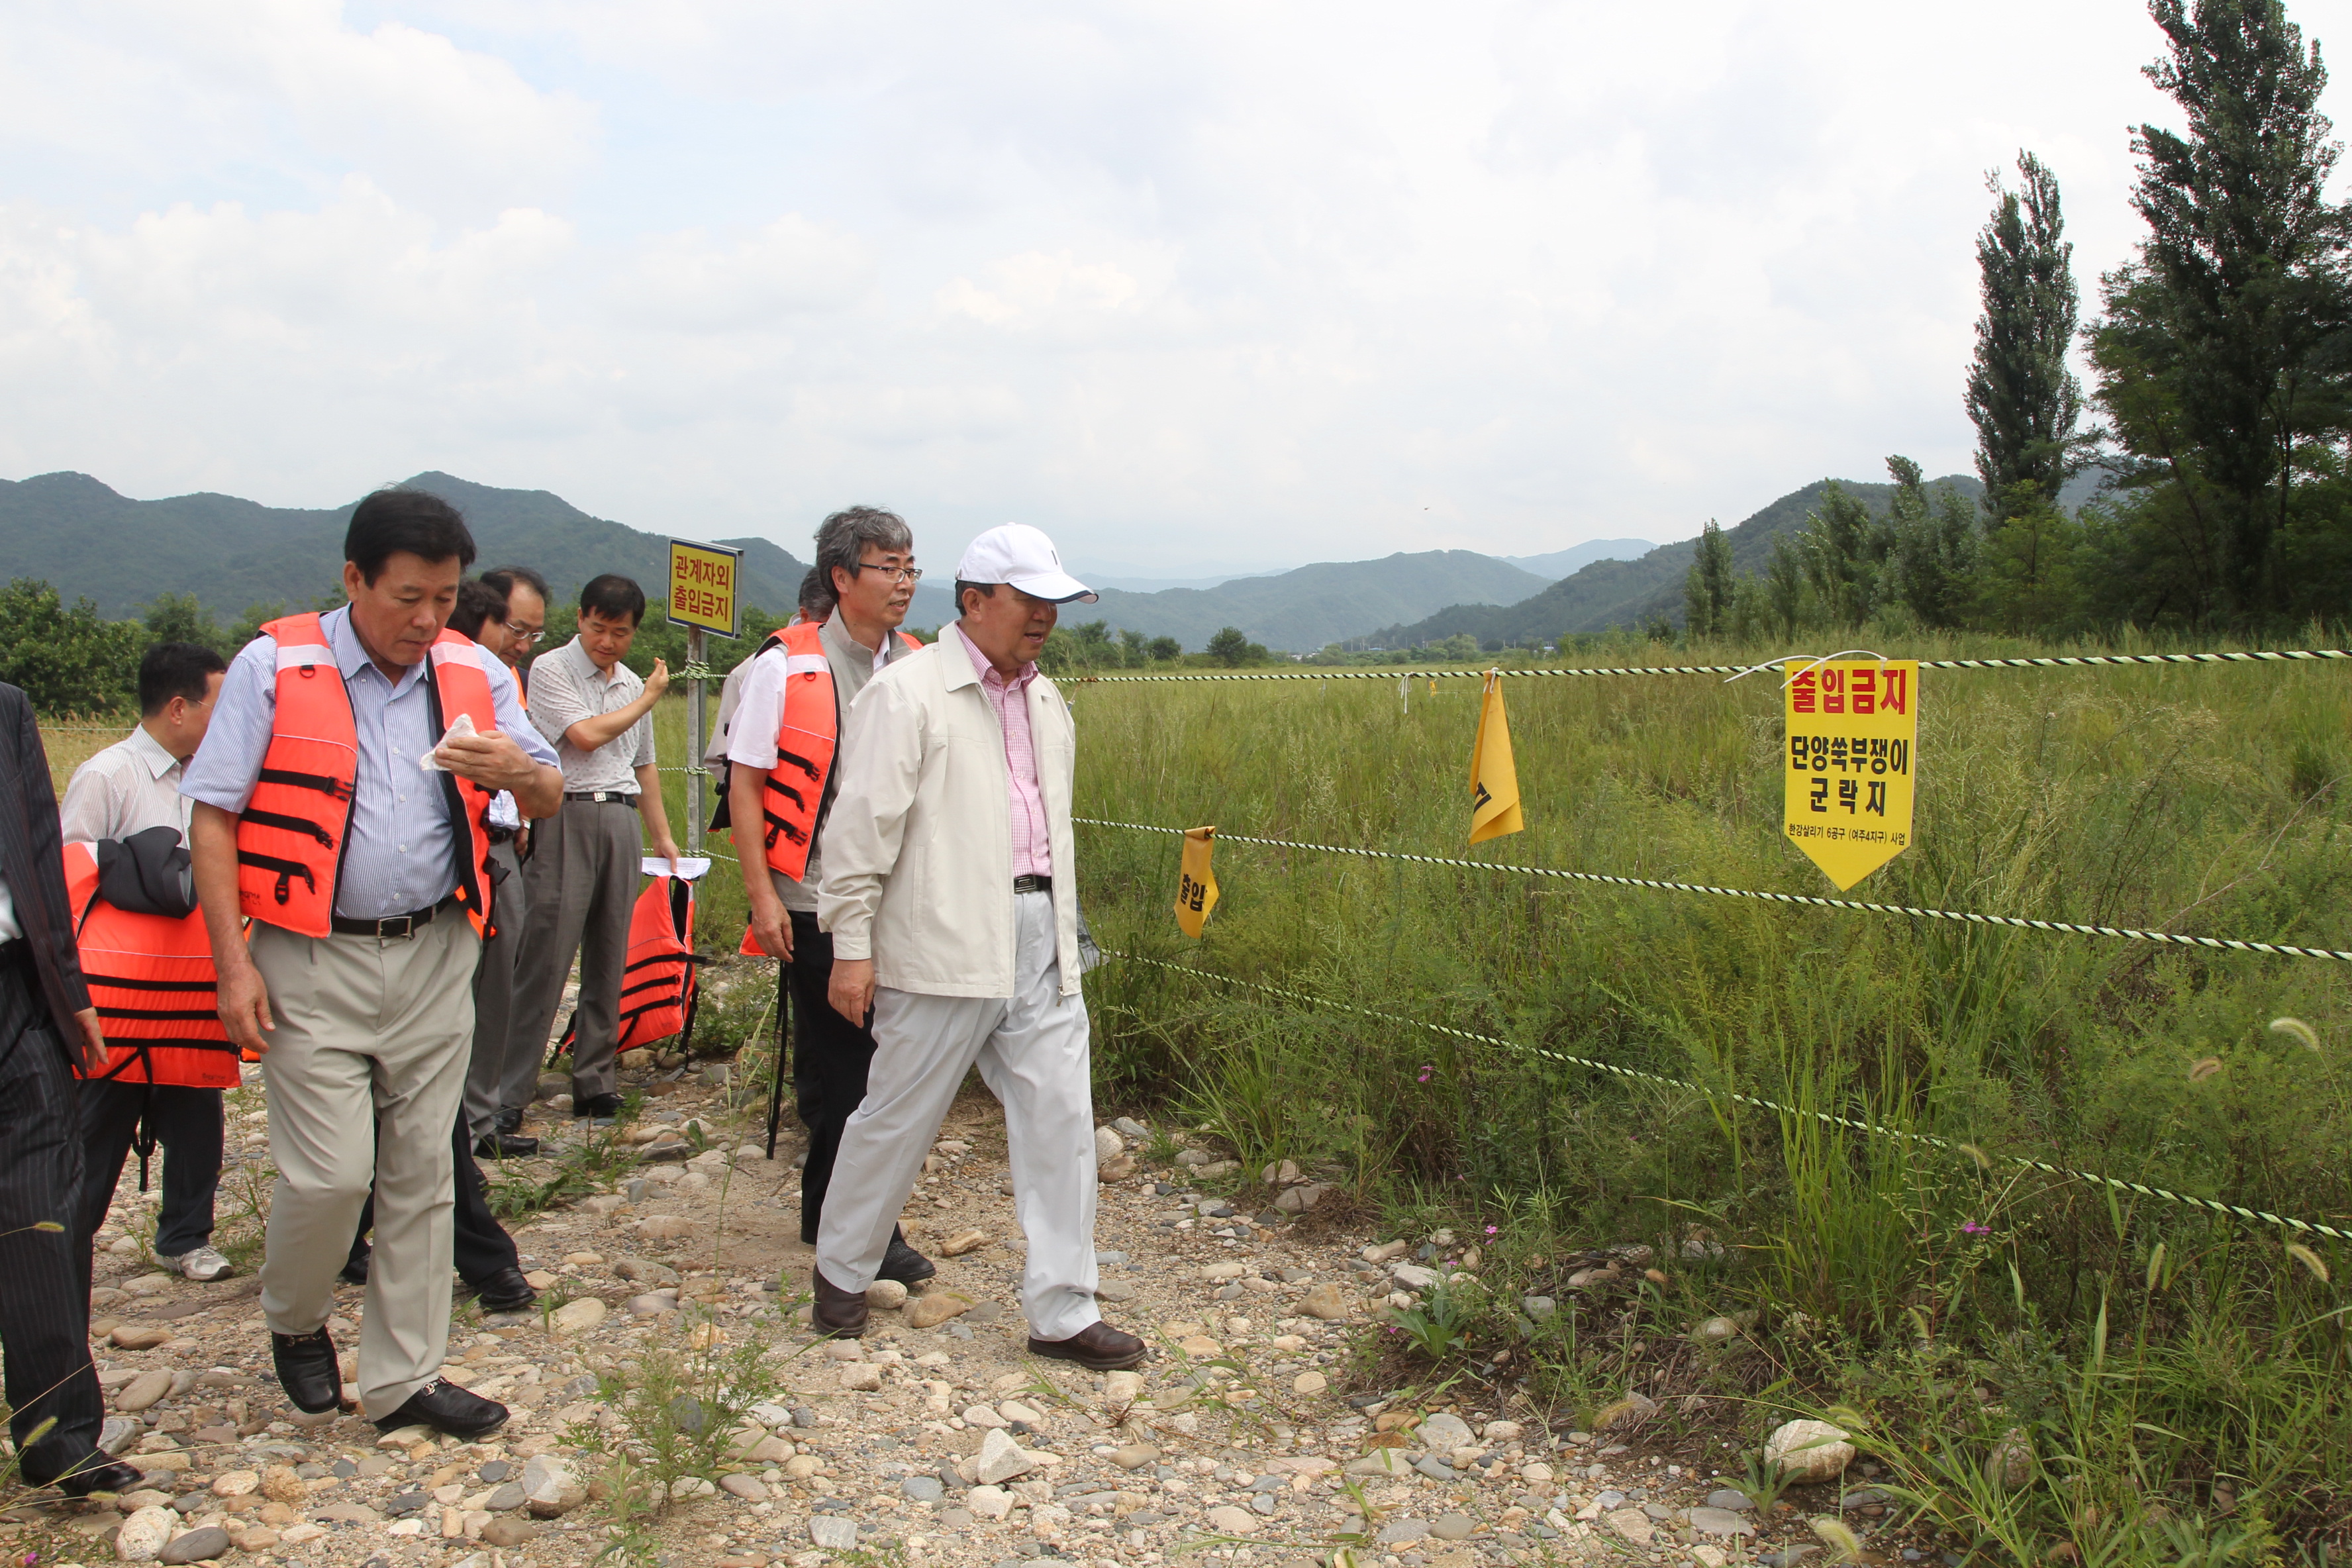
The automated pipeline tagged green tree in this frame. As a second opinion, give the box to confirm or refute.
[1118,628,1148,665]
[1147,635,1181,662]
[144,591,228,654]
[1683,519,1735,636]
[2088,0,2352,617]
[1979,482,2086,632]
[0,579,145,714]
[1206,626,1254,667]
[1885,456,1981,628]
[1798,482,1887,629]
[1966,152,2094,520]
[1765,534,1809,639]
[1433,632,1479,663]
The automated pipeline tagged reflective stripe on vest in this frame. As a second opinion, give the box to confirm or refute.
[236,614,504,938]
[63,840,239,1088]
[760,622,922,881]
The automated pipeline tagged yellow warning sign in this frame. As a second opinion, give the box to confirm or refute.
[1175,827,1219,938]
[666,538,744,638]
[1783,660,1918,890]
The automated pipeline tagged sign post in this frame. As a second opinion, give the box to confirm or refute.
[1782,659,1919,890]
[665,539,745,862]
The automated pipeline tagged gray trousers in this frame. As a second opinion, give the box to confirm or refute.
[815,892,1101,1340]
[251,913,479,1420]
[505,799,642,1104]
[462,839,535,1139]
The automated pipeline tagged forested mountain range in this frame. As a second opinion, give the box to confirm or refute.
[0,470,810,622]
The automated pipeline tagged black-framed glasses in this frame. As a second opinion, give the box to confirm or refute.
[851,563,924,584]
[505,622,546,646]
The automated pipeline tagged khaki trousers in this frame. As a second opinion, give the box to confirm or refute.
[252,913,479,1420]
[815,892,1101,1340]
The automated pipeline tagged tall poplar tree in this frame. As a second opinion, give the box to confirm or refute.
[1966,153,2090,520]
[2088,0,2352,617]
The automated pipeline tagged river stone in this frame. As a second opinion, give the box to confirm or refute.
[614,1256,679,1286]
[903,1475,944,1502]
[110,1326,172,1351]
[1764,1420,1854,1483]
[1706,1489,1753,1511]
[548,1297,607,1333]
[1110,1444,1159,1469]
[158,1527,231,1565]
[1102,1370,1145,1405]
[1416,1412,1474,1450]
[866,1279,909,1310]
[908,1293,975,1329]
[115,1371,173,1412]
[808,1517,859,1549]
[1300,1282,1350,1320]
[1205,1504,1262,1536]
[1431,1514,1477,1542]
[481,1518,537,1548]
[973,1428,1034,1485]
[718,1473,767,1501]
[115,1506,176,1562]
[1690,1507,1756,1538]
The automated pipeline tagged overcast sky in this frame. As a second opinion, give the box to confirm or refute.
[3,1,2345,574]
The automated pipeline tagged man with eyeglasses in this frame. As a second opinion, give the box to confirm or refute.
[724,507,935,1287]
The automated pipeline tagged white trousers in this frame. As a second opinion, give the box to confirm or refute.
[814,891,1101,1340]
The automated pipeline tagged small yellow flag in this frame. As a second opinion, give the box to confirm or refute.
[1469,671,1524,844]
[1174,826,1220,938]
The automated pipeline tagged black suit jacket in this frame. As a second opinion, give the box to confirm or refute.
[0,684,90,1044]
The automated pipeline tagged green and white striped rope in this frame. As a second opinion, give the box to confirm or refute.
[1104,948,2352,1244]
[1075,818,2352,962]
[1077,648,2352,683]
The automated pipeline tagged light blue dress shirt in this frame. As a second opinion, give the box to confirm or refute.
[181,606,556,920]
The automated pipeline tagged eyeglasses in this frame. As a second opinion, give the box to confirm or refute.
[505,623,546,646]
[850,563,924,584]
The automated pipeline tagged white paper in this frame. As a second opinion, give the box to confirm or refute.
[644,856,711,881]
[420,712,478,771]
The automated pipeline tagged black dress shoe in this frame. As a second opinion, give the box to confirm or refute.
[340,1244,370,1287]
[471,1267,538,1314]
[877,1228,937,1285]
[44,1457,143,1498]
[373,1377,509,1440]
[810,1268,869,1337]
[474,1132,540,1159]
[271,1326,343,1414]
[1028,1320,1147,1370]
[495,1106,525,1135]
[576,1092,624,1126]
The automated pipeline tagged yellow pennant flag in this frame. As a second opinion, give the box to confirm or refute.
[1469,671,1524,844]
[1174,826,1220,938]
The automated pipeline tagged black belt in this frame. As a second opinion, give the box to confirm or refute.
[565,791,639,805]
[1012,874,1052,895]
[330,897,454,940]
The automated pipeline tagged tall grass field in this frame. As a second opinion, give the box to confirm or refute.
[1068,628,2352,1563]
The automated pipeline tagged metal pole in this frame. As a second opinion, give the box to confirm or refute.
[685,625,707,859]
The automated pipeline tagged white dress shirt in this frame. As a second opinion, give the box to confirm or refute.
[62,723,193,846]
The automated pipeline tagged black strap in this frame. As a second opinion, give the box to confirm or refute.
[762,810,807,849]
[763,775,809,812]
[235,808,336,848]
[776,747,822,782]
[236,850,316,905]
[256,767,354,802]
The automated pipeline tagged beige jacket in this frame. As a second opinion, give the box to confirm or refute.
[816,630,1082,998]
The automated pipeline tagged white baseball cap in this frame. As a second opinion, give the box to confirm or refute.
[956,523,1098,604]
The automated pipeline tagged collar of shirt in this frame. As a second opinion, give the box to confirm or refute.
[126,723,184,780]
[821,611,900,676]
[948,620,1036,695]
[326,605,428,697]
[554,635,635,691]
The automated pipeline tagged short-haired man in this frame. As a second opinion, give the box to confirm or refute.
[62,640,233,1283]
[505,574,679,1125]
[185,489,563,1436]
[809,524,1144,1370]
[727,508,932,1282]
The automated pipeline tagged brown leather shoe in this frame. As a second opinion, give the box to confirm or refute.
[1028,1320,1146,1370]
[811,1269,869,1338]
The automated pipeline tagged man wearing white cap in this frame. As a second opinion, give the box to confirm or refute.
[808,524,1144,1370]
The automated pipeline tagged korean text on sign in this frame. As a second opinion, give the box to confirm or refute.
[665,539,743,638]
[1781,660,1919,891]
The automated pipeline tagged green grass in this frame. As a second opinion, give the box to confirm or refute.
[1069,624,2352,1560]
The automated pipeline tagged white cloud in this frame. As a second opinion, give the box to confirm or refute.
[1,0,2345,573]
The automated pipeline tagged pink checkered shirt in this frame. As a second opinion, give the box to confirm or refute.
[952,622,1052,879]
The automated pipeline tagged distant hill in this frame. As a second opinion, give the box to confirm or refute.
[1371,475,1984,646]
[1500,540,1657,581]
[0,470,810,625]
[1077,551,1550,652]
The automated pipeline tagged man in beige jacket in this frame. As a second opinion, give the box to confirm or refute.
[810,524,1143,1371]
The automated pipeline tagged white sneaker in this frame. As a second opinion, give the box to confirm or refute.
[158,1246,234,1282]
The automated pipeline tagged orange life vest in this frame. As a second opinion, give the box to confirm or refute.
[553,875,703,1059]
[235,612,505,938]
[758,620,922,880]
[62,840,240,1089]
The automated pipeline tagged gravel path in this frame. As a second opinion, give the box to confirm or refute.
[7,1048,1881,1568]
